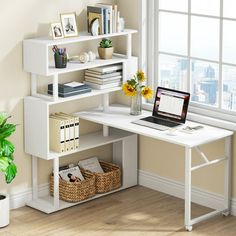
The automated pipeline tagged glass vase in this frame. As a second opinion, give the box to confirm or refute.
[130,92,142,115]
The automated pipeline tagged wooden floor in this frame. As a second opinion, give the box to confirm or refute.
[1,186,236,236]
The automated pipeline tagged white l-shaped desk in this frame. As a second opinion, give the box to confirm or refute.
[77,104,233,231]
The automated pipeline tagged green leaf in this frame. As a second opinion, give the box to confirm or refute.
[5,163,17,184]
[0,157,9,172]
[0,112,8,127]
[0,139,14,156]
[0,123,16,140]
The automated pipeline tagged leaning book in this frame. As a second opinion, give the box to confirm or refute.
[59,166,85,182]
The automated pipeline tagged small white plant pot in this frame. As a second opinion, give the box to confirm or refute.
[0,194,9,228]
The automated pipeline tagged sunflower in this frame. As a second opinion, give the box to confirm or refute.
[136,71,145,82]
[141,86,153,99]
[122,83,137,97]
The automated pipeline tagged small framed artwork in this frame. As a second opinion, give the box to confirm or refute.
[51,22,64,40]
[61,13,78,37]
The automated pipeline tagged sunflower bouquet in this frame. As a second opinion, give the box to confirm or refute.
[122,71,153,115]
[122,71,153,99]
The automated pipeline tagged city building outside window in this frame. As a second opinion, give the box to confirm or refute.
[146,0,236,122]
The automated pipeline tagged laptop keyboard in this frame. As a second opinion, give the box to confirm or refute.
[141,116,179,128]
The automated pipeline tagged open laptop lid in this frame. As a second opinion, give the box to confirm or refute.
[152,87,190,124]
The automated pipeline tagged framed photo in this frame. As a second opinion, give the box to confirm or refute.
[60,13,78,37]
[51,22,64,40]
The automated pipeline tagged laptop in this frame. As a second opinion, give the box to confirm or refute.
[132,87,190,131]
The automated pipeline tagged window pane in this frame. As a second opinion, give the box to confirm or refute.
[222,65,236,111]
[223,20,236,64]
[159,12,188,55]
[191,60,219,106]
[224,0,236,19]
[191,16,219,61]
[159,0,188,12]
[159,54,188,91]
[191,0,220,16]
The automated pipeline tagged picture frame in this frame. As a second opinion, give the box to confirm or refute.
[60,13,78,38]
[51,22,64,40]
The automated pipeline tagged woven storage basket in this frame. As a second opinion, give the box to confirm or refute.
[94,161,121,193]
[50,169,96,203]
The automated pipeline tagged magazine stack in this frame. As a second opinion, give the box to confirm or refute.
[84,64,122,90]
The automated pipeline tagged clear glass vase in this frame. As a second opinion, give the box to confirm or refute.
[130,92,142,115]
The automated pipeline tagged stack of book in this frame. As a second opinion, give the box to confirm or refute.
[87,3,120,35]
[49,112,79,153]
[48,82,91,98]
[84,64,122,89]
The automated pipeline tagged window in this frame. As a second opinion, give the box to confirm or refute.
[147,0,236,121]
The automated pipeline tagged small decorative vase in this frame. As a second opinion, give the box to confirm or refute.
[98,47,114,59]
[130,92,142,115]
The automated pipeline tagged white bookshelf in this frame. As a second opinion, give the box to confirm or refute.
[23,28,138,213]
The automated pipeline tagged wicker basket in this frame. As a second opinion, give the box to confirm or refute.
[94,161,121,193]
[50,169,96,203]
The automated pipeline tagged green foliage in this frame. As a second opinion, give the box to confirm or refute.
[0,112,17,184]
[99,38,112,48]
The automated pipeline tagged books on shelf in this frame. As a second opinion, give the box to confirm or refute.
[49,112,79,153]
[87,3,120,34]
[85,71,122,79]
[59,166,85,182]
[78,157,104,173]
[84,64,122,90]
[87,64,122,73]
[84,81,121,89]
[85,75,122,84]
[48,82,92,98]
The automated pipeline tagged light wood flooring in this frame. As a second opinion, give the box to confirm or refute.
[1,186,236,236]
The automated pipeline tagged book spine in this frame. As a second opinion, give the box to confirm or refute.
[49,117,65,153]
[74,117,79,149]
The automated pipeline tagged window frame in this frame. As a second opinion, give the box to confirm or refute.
[142,0,236,126]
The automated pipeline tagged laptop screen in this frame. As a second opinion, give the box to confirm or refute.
[152,87,190,124]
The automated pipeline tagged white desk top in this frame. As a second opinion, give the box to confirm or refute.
[76,104,233,148]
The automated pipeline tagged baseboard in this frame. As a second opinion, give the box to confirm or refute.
[139,170,236,216]
[9,173,236,216]
[9,183,49,209]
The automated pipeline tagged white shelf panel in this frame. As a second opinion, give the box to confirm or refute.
[33,86,121,105]
[47,128,133,160]
[24,29,137,46]
[47,54,126,76]
[26,186,126,214]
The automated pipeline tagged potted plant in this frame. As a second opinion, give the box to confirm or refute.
[0,112,17,228]
[98,38,113,59]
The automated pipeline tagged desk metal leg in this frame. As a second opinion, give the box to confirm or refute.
[223,136,232,216]
[185,147,192,231]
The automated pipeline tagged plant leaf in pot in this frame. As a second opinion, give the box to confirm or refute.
[98,38,114,60]
[0,112,17,228]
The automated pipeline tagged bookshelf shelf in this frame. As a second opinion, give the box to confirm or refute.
[24,29,137,46]
[23,24,138,213]
[47,129,133,160]
[47,54,128,76]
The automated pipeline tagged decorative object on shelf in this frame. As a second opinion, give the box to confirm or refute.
[52,45,67,68]
[122,71,153,115]
[50,22,64,40]
[60,12,78,38]
[78,52,89,63]
[0,112,17,227]
[98,38,113,59]
[88,51,96,62]
[90,18,99,36]
[118,18,125,32]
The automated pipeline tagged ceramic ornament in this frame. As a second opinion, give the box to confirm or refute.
[79,52,89,63]
[88,51,96,62]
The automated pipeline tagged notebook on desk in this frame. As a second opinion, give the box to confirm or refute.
[132,87,190,131]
